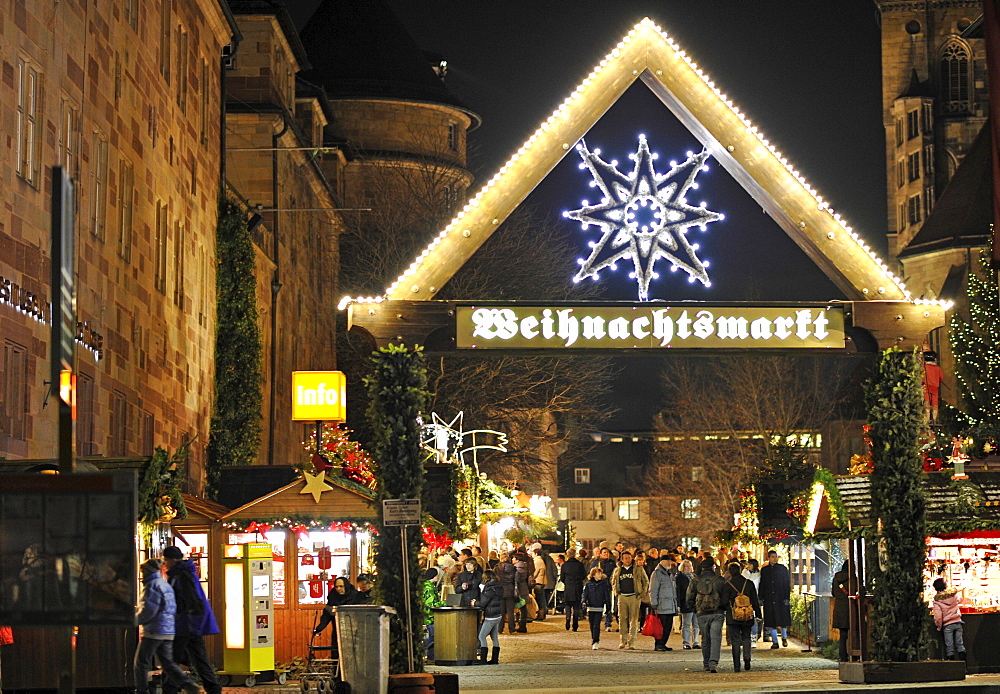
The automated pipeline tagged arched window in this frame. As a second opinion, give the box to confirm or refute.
[940,40,971,113]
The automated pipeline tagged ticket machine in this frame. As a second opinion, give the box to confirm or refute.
[222,543,275,685]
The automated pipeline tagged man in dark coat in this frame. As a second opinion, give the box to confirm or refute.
[759,549,792,648]
[831,561,855,661]
[560,548,586,631]
[162,546,222,694]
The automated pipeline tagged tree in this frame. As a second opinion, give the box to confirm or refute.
[865,348,926,662]
[950,247,1000,429]
[645,355,861,543]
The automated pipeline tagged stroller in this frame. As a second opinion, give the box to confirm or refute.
[301,608,343,694]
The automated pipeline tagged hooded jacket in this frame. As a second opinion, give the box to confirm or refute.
[166,558,220,637]
[496,559,517,599]
[137,564,176,637]
[478,579,504,618]
[649,564,678,615]
[932,586,963,630]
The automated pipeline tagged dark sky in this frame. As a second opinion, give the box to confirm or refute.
[285,1,887,425]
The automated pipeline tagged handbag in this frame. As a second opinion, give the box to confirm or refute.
[641,612,663,639]
[525,594,539,619]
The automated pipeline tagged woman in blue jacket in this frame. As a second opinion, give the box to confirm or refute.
[581,567,612,650]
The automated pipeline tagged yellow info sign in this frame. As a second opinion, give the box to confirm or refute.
[291,371,346,421]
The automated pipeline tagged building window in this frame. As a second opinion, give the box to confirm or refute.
[90,134,109,241]
[618,499,640,521]
[691,466,704,482]
[908,194,922,226]
[906,110,920,140]
[894,118,903,147]
[680,536,700,551]
[16,58,41,186]
[155,201,168,294]
[681,498,701,519]
[922,102,933,133]
[896,159,905,189]
[1,341,28,441]
[173,220,185,308]
[109,391,128,457]
[200,60,210,145]
[941,40,970,113]
[923,145,934,177]
[117,161,134,262]
[447,123,458,152]
[59,99,79,178]
[76,372,95,456]
[160,0,172,83]
[925,186,935,217]
[567,500,605,521]
[574,467,591,484]
[124,0,139,30]
[907,152,921,182]
[898,202,908,231]
[141,410,155,455]
[176,27,188,109]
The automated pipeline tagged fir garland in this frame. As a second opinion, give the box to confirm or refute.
[449,462,480,539]
[865,348,927,662]
[812,467,848,530]
[207,198,263,497]
[365,345,430,674]
[138,443,191,545]
[221,517,378,534]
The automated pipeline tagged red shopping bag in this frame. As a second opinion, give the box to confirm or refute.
[641,613,663,639]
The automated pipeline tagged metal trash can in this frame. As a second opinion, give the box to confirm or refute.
[335,605,396,694]
[431,606,480,665]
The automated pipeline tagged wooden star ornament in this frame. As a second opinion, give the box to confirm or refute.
[300,469,334,503]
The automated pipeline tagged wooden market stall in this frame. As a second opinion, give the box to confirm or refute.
[807,470,1000,672]
[217,475,379,663]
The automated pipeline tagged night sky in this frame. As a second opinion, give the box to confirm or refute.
[286,0,887,426]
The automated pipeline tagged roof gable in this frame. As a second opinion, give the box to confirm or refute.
[221,475,377,521]
[355,19,917,306]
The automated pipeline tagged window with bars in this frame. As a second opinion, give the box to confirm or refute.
[941,40,970,112]
[573,467,590,484]
[91,133,109,240]
[118,161,134,262]
[1,341,28,441]
[16,58,41,186]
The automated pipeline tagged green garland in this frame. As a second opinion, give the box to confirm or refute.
[221,517,378,533]
[812,467,848,530]
[365,345,430,674]
[138,442,191,545]
[207,198,263,497]
[449,462,480,539]
[865,347,927,663]
[478,477,510,510]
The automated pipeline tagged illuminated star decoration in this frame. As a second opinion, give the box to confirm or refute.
[299,469,334,503]
[565,136,724,300]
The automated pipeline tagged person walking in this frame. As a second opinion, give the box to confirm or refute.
[759,549,792,648]
[687,556,727,673]
[722,562,761,672]
[610,551,648,650]
[161,547,222,694]
[473,570,503,664]
[541,545,558,616]
[496,551,517,635]
[649,555,679,651]
[831,561,854,662]
[134,559,200,694]
[676,559,700,650]
[560,548,586,631]
[591,547,617,631]
[932,577,966,660]
[581,567,612,649]
[741,558,762,644]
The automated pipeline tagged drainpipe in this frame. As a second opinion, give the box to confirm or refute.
[267,113,290,466]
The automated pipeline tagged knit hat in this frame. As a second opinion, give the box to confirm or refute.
[162,546,184,560]
[141,558,162,574]
[530,542,542,552]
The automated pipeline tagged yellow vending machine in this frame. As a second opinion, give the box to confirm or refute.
[220,543,286,687]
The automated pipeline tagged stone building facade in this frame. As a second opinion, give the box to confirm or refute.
[0,0,237,489]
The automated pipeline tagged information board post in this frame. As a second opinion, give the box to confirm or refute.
[382,498,421,673]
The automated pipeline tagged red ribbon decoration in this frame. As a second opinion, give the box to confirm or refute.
[257,522,272,535]
[289,523,310,541]
[312,452,331,473]
[246,521,260,533]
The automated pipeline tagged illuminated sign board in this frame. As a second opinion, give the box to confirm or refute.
[291,371,347,421]
[456,305,845,350]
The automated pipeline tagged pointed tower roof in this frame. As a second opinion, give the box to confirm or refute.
[897,69,934,99]
[299,0,478,123]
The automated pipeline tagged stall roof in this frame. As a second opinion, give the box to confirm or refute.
[179,494,230,523]
[221,474,377,522]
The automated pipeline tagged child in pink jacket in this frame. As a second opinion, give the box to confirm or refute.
[932,577,965,660]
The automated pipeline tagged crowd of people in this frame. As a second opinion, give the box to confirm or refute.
[423,541,795,672]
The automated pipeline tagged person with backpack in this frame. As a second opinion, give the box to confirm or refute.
[722,562,761,672]
[686,556,727,673]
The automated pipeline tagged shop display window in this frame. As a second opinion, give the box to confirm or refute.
[183,532,210,596]
[298,531,352,605]
[926,536,1000,612]
[228,530,286,605]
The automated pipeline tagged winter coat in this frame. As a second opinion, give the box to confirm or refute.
[496,560,517,599]
[455,569,483,607]
[532,555,547,588]
[165,558,219,636]
[720,575,762,626]
[686,569,727,616]
[831,567,853,630]
[581,578,612,611]
[514,559,531,598]
[478,580,504,619]
[759,562,792,627]
[741,569,761,593]
[675,571,694,613]
[932,587,963,630]
[137,566,176,637]
[542,552,558,590]
[560,558,586,602]
[649,565,679,615]
[610,561,649,598]
[591,557,617,577]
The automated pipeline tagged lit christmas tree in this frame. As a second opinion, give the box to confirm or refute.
[949,246,1000,428]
